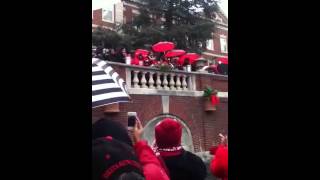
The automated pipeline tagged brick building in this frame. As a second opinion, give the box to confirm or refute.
[92,0,228,60]
[92,0,228,153]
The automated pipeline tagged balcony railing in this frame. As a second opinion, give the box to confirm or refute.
[106,61,228,97]
[127,67,196,91]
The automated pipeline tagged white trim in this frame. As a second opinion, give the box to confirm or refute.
[123,1,140,8]
[216,25,228,31]
[92,24,114,31]
[202,52,228,58]
[132,9,140,15]
[220,36,228,53]
[127,88,228,98]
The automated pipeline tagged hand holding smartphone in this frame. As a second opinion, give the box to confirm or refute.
[127,112,138,130]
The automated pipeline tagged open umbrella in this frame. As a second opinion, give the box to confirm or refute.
[178,53,201,65]
[134,49,149,57]
[92,58,130,108]
[165,49,186,58]
[152,41,175,52]
[217,57,228,64]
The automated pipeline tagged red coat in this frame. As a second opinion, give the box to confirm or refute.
[134,141,170,180]
[210,145,228,180]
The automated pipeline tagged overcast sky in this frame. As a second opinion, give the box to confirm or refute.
[92,0,228,17]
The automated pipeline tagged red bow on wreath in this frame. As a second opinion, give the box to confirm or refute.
[211,94,220,106]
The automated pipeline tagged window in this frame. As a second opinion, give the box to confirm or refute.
[214,13,223,22]
[102,9,114,23]
[206,39,214,50]
[220,36,228,53]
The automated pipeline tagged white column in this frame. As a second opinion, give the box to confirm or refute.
[176,75,182,90]
[169,73,175,90]
[181,75,187,90]
[133,70,140,88]
[163,73,169,90]
[156,73,162,89]
[149,72,155,89]
[141,71,147,88]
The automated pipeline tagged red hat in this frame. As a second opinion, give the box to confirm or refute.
[210,146,228,179]
[155,118,183,156]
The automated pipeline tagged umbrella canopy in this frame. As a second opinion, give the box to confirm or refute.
[134,49,149,57]
[178,53,201,65]
[92,58,130,108]
[165,49,186,58]
[152,41,175,52]
[217,57,228,65]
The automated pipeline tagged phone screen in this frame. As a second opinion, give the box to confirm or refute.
[127,112,137,129]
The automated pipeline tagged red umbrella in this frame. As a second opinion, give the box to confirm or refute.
[165,49,186,58]
[178,53,201,65]
[217,57,228,65]
[134,49,149,57]
[152,41,175,52]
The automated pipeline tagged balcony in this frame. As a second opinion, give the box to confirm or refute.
[107,61,228,98]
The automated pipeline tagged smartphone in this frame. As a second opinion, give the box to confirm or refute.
[127,112,137,130]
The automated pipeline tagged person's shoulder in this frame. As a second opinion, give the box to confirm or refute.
[183,151,204,163]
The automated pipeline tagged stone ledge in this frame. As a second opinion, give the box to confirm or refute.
[106,61,228,81]
[128,88,228,99]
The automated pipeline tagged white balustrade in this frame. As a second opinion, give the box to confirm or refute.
[149,72,155,89]
[163,73,169,90]
[181,75,187,90]
[132,71,140,88]
[156,73,162,89]
[176,75,182,90]
[141,71,147,88]
[169,73,175,90]
[128,68,195,92]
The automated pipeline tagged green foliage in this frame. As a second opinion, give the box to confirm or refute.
[92,27,122,48]
[203,86,218,98]
[203,86,213,98]
[122,0,219,52]
[92,0,219,53]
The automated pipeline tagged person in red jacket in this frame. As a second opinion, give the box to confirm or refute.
[92,118,169,180]
[132,120,170,180]
[210,133,228,180]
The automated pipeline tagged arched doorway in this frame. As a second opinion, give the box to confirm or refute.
[142,114,194,152]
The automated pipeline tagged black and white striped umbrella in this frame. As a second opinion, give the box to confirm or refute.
[92,58,130,108]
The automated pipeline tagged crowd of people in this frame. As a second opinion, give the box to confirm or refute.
[92,46,196,71]
[93,46,129,64]
[92,116,228,180]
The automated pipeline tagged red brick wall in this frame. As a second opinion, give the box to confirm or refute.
[92,95,228,152]
[92,64,228,152]
[123,5,138,24]
[196,74,228,92]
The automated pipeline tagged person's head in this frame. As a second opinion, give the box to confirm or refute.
[92,137,145,180]
[122,48,127,54]
[155,118,183,156]
[92,118,133,147]
[184,58,190,65]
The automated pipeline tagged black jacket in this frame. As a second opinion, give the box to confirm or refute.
[162,150,207,180]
